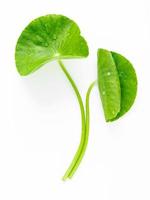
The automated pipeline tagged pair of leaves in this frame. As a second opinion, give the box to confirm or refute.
[15,15,137,180]
[15,14,137,121]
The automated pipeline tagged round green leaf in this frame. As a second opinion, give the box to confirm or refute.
[15,15,89,75]
[97,49,137,121]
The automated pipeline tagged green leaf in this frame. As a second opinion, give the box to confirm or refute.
[111,52,137,119]
[97,49,137,121]
[15,14,89,75]
[97,49,121,121]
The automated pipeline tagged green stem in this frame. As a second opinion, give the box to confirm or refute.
[58,60,86,180]
[68,81,96,178]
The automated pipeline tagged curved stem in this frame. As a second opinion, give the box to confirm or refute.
[58,60,86,180]
[68,81,96,178]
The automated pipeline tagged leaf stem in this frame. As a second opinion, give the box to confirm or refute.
[58,60,86,180]
[68,81,96,178]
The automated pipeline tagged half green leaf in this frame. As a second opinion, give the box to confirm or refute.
[97,49,137,121]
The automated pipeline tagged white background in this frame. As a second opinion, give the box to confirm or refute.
[0,0,150,199]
